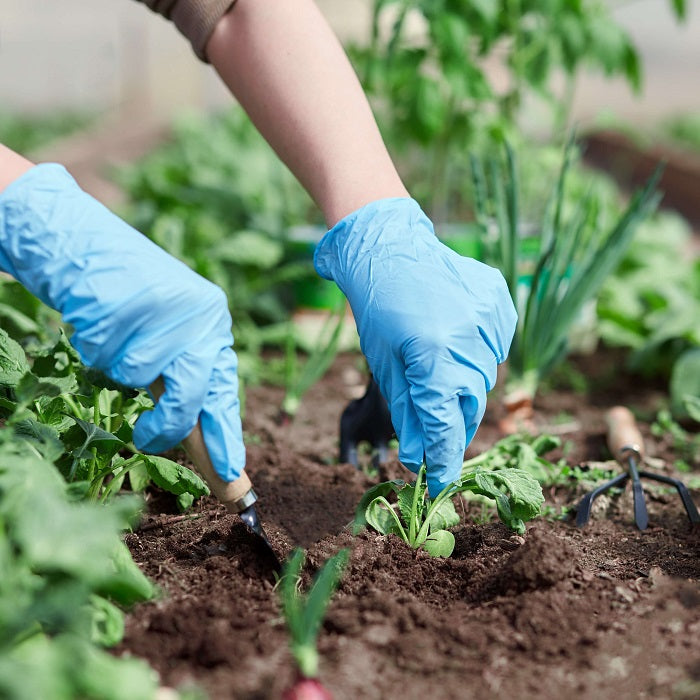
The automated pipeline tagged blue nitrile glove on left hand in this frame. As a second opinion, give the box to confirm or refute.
[315,197,517,497]
[0,163,245,482]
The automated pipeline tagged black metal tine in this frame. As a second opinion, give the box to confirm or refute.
[639,471,700,525]
[576,472,629,527]
[627,455,649,531]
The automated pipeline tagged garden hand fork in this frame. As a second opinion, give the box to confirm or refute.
[576,406,700,530]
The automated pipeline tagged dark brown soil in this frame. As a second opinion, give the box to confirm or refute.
[117,351,700,700]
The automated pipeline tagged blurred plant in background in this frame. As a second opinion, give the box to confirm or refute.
[0,111,94,154]
[349,0,686,221]
[470,140,661,426]
[116,108,335,390]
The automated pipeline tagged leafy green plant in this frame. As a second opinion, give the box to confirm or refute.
[356,465,461,556]
[461,432,563,485]
[356,459,543,556]
[278,549,349,698]
[0,327,209,510]
[0,110,93,154]
[471,140,661,413]
[279,303,348,424]
[0,435,159,700]
[598,212,700,401]
[651,407,700,471]
[349,0,684,218]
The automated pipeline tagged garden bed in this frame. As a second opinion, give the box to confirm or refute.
[118,351,700,700]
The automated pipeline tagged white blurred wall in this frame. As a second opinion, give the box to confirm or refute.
[0,0,370,118]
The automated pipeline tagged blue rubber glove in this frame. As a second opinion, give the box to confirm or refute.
[315,198,517,497]
[0,164,245,482]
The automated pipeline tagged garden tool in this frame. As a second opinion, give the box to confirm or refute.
[576,405,700,530]
[150,379,282,574]
[339,375,394,468]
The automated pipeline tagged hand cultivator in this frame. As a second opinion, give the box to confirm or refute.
[576,406,700,530]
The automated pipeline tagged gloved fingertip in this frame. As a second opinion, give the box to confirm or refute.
[426,462,461,499]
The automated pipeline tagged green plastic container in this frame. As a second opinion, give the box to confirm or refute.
[285,225,345,310]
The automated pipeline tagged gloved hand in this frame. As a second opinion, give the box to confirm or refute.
[315,197,517,497]
[0,163,244,482]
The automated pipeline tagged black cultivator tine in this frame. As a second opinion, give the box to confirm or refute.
[639,471,700,525]
[576,472,629,527]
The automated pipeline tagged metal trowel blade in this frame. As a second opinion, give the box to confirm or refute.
[238,504,283,574]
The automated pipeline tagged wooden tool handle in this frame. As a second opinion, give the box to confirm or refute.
[149,378,254,513]
[605,406,644,461]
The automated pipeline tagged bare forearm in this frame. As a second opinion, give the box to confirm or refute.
[0,145,34,193]
[206,0,409,226]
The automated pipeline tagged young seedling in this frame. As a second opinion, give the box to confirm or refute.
[355,460,544,556]
[278,303,346,426]
[279,548,349,700]
[355,465,460,557]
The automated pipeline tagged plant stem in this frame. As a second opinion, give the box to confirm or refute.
[408,466,425,544]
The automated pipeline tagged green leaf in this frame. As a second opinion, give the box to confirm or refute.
[422,529,455,557]
[353,479,405,533]
[127,460,151,493]
[177,492,195,511]
[89,595,125,648]
[684,396,700,424]
[13,372,63,405]
[428,496,460,533]
[279,548,349,679]
[461,467,544,533]
[365,497,406,539]
[142,455,209,498]
[396,483,419,531]
[0,328,30,388]
[211,230,284,269]
[13,418,65,462]
[670,347,700,419]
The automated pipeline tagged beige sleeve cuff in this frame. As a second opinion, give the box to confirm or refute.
[137,0,237,62]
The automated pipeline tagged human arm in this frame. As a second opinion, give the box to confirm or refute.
[0,144,245,482]
[135,0,517,495]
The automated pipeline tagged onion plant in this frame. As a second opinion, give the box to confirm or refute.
[470,140,662,420]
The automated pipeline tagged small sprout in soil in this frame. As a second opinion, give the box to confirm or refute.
[355,456,545,555]
[279,548,349,699]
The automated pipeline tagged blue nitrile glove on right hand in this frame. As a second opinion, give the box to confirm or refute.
[0,163,244,482]
[315,198,517,497]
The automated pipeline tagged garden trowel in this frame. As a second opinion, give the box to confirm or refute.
[150,379,282,574]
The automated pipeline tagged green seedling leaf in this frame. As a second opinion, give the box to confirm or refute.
[422,529,455,558]
[353,479,405,533]
[70,417,122,454]
[177,492,195,511]
[463,467,544,534]
[365,497,407,541]
[143,455,209,498]
[279,548,349,679]
[428,496,460,533]
[89,595,125,648]
[0,328,30,388]
[13,418,64,462]
[127,460,151,493]
[99,540,156,606]
[684,396,700,424]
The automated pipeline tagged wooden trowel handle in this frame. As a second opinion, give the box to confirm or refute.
[149,378,255,513]
[605,406,644,462]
